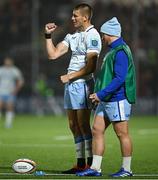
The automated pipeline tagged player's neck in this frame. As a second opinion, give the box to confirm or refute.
[78,22,92,32]
[108,36,120,44]
[83,22,92,31]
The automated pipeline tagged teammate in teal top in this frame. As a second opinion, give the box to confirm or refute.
[77,17,136,177]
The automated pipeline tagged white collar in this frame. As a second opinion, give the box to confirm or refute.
[85,25,94,32]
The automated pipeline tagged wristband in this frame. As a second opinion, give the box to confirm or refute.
[45,33,51,39]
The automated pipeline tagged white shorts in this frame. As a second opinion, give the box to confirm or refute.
[0,94,16,103]
[94,99,132,122]
[64,79,94,110]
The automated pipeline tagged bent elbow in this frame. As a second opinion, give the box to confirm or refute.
[88,69,94,75]
[89,66,96,74]
[118,78,125,85]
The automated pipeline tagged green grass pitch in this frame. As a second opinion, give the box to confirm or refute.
[0,115,158,179]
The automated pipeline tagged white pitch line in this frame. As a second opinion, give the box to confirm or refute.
[0,143,113,148]
[134,174,158,177]
[43,173,74,176]
[0,172,74,176]
[138,128,158,135]
[0,143,73,148]
[1,172,158,177]
[0,173,31,176]
[54,135,72,141]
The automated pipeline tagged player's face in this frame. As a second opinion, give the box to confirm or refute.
[101,33,109,45]
[71,10,85,29]
[4,58,13,67]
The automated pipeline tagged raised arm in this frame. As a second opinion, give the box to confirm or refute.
[45,23,68,60]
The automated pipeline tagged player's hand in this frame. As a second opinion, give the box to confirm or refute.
[89,93,100,103]
[45,23,57,34]
[60,74,69,84]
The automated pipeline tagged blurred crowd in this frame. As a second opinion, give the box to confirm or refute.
[0,0,158,99]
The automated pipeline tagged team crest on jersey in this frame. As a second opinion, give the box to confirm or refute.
[91,40,98,46]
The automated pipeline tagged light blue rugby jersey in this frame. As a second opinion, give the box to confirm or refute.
[62,25,102,82]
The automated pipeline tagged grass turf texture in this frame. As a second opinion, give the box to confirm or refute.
[0,115,158,179]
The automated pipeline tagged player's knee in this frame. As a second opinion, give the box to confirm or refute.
[115,130,128,139]
[92,125,104,137]
[78,121,90,132]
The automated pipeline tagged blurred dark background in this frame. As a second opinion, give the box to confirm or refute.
[0,0,158,115]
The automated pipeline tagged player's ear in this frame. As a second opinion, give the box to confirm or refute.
[83,15,88,22]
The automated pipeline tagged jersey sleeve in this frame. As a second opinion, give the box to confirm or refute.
[86,31,102,54]
[62,34,70,47]
[14,68,24,82]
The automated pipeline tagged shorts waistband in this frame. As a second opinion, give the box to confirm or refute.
[68,73,93,83]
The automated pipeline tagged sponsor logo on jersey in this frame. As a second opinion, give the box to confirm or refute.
[91,40,98,46]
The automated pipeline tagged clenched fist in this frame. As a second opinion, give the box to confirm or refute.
[45,23,57,34]
[89,93,100,103]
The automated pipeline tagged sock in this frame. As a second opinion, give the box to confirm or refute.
[77,158,86,168]
[122,156,132,172]
[84,135,93,166]
[75,136,86,167]
[87,157,93,166]
[90,155,102,172]
[5,111,14,128]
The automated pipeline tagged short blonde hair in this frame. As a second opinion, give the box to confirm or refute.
[74,3,93,20]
